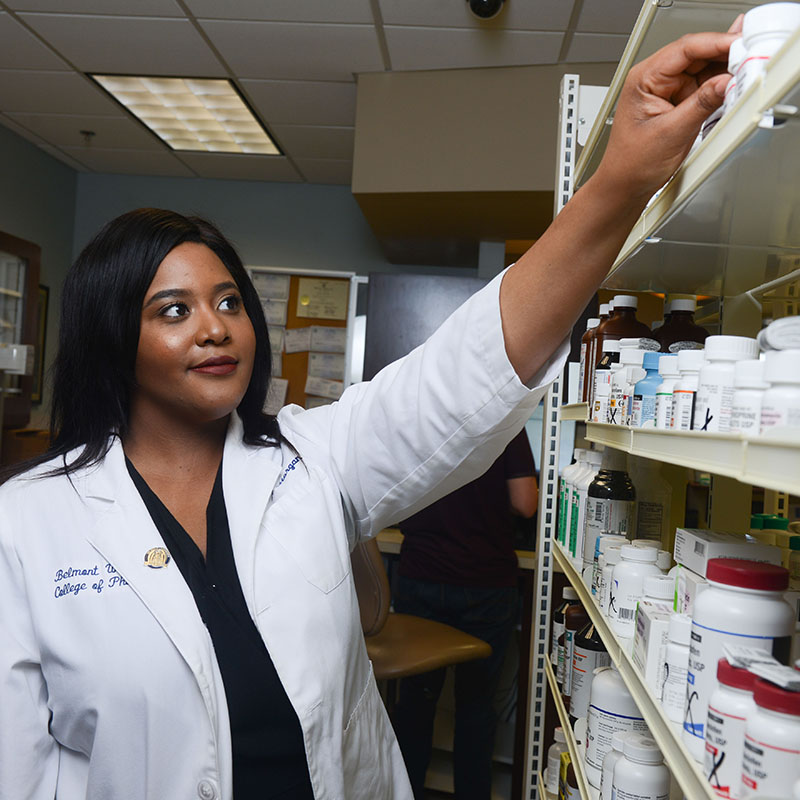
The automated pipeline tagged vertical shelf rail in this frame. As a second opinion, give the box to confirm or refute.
[524,74,579,800]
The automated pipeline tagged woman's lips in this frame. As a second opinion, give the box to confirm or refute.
[191,357,237,376]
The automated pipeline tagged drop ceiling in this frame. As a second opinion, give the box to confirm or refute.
[0,0,641,184]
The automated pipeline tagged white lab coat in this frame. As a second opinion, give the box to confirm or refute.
[0,271,566,800]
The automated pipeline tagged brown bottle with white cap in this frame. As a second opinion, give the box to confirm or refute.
[593,295,651,368]
[656,298,708,352]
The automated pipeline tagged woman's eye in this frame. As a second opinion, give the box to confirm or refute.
[161,302,189,318]
[219,295,241,311]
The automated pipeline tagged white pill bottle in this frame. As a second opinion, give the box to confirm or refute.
[741,677,800,799]
[704,658,756,800]
[609,545,661,638]
[661,613,691,724]
[545,726,567,797]
[585,665,649,788]
[682,558,794,762]
[612,733,670,800]
[600,730,628,800]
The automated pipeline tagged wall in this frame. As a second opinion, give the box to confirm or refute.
[0,125,77,428]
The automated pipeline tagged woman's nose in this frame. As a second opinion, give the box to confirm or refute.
[195,307,230,346]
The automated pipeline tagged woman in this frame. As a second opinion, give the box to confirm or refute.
[0,30,737,800]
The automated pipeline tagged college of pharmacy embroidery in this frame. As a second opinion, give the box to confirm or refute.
[144,547,171,569]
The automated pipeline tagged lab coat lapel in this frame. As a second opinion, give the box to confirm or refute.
[221,414,282,616]
[81,438,215,681]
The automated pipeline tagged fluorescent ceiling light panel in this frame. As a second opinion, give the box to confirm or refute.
[91,75,280,155]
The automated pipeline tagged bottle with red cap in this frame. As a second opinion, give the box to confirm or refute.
[704,658,757,799]
[741,677,800,799]
[683,559,795,763]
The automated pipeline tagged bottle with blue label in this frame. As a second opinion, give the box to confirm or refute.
[630,351,661,428]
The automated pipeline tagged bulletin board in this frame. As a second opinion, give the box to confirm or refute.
[247,266,358,413]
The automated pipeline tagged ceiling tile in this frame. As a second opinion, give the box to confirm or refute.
[36,142,89,171]
[379,0,575,31]
[198,20,383,81]
[565,32,628,63]
[577,0,642,34]
[384,27,563,71]
[294,158,353,185]
[17,13,225,76]
[0,69,122,114]
[61,145,195,176]
[271,125,354,160]
[0,111,49,145]
[174,152,302,181]
[0,12,70,69]
[6,0,182,14]
[5,112,164,149]
[240,80,357,126]
[184,0,373,23]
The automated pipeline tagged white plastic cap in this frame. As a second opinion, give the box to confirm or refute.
[630,539,660,548]
[599,303,610,316]
[602,339,621,353]
[611,731,628,752]
[644,574,674,600]
[743,3,800,43]
[609,300,615,311]
[620,348,645,366]
[704,335,759,362]
[623,734,663,764]
[669,298,697,313]
[587,450,604,465]
[619,337,641,349]
[764,348,800,385]
[677,348,705,372]
[586,318,600,330]
[734,358,769,389]
[729,36,746,71]
[657,550,672,571]
[563,587,579,600]
[620,544,657,563]
[554,726,566,744]
[599,533,627,553]
[613,294,638,309]
[605,546,624,565]
[658,354,679,377]
[668,613,692,645]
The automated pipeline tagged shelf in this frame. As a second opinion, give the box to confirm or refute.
[552,542,716,800]
[584,422,800,495]
[560,402,589,422]
[543,659,597,800]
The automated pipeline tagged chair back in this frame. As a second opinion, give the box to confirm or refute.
[350,537,391,637]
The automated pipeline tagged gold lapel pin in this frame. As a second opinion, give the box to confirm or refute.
[144,547,171,569]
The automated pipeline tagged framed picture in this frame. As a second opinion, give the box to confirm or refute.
[32,284,48,405]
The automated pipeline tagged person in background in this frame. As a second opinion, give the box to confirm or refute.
[392,429,538,799]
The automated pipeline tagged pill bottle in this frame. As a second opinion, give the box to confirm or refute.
[545,727,568,797]
[612,734,669,800]
[565,761,580,800]
[585,448,636,567]
[569,620,611,724]
[642,574,675,611]
[672,349,705,430]
[704,658,756,800]
[558,449,585,546]
[654,354,680,429]
[656,298,709,352]
[683,558,794,762]
[760,349,800,432]
[591,533,627,595]
[600,545,624,615]
[593,340,621,422]
[586,303,612,406]
[741,677,800,799]
[630,352,662,428]
[570,449,604,566]
[579,317,601,404]
[593,295,652,371]
[656,550,672,572]
[693,335,759,433]
[562,602,590,701]
[611,343,644,426]
[585,665,649,788]
[730,358,769,436]
[566,451,596,560]
[661,613,691,723]
[552,586,580,670]
[600,731,629,800]
[739,3,800,99]
[722,36,747,116]
[610,545,662,637]
[628,455,672,546]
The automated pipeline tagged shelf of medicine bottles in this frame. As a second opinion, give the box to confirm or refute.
[552,542,717,800]
[560,402,589,422]
[584,422,800,496]
[543,658,598,800]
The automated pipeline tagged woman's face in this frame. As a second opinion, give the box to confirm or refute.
[133,242,256,427]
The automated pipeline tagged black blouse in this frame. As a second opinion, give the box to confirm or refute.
[126,457,315,800]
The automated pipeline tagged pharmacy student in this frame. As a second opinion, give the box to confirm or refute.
[0,27,739,800]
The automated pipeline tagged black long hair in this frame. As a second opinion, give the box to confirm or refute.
[2,208,286,482]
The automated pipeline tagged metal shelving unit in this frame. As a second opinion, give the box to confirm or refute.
[552,543,716,800]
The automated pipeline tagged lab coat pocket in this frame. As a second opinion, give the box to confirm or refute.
[266,466,350,594]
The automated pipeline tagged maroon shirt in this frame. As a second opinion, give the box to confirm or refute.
[397,430,536,588]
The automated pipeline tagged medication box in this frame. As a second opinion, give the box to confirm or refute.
[632,601,671,695]
[673,528,781,578]
[676,565,708,616]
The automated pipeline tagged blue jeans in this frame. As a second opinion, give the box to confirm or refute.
[390,576,518,800]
